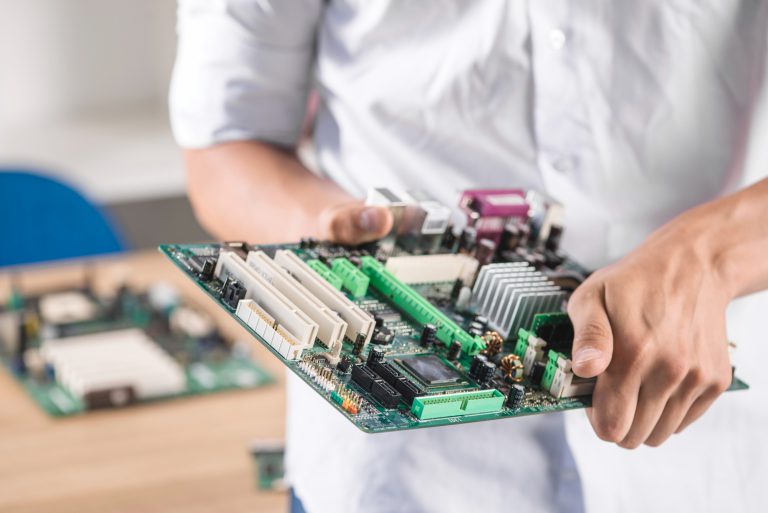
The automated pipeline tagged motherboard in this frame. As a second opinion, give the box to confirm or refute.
[0,281,273,416]
[161,188,747,433]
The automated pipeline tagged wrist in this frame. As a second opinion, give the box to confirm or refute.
[682,186,766,301]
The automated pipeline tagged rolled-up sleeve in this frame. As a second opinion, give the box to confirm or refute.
[170,0,322,148]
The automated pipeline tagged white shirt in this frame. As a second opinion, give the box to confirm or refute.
[170,2,768,512]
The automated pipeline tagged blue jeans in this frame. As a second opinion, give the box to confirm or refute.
[290,488,307,513]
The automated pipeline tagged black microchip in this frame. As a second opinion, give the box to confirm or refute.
[400,355,463,386]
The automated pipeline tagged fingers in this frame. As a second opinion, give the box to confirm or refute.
[569,278,639,442]
[617,384,671,449]
[589,366,641,443]
[320,203,393,245]
[568,282,614,378]
[674,369,731,433]
[618,353,692,448]
[644,383,700,446]
[674,389,719,434]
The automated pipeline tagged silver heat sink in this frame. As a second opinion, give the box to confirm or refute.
[471,263,565,339]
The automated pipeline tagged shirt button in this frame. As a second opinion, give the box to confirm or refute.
[551,155,577,175]
[549,29,567,50]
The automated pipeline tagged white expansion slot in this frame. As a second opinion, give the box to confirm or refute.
[246,251,347,357]
[383,254,479,285]
[215,251,318,358]
[273,249,375,349]
[236,299,306,360]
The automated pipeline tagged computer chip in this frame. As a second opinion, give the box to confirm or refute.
[400,355,462,386]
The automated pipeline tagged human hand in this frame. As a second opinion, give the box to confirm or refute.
[567,213,734,448]
[318,201,393,245]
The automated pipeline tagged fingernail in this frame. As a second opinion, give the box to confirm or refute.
[358,207,383,233]
[573,347,602,365]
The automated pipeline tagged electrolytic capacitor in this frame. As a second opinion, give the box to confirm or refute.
[507,384,525,409]
[420,324,437,347]
[367,346,385,366]
[447,341,462,361]
[469,354,488,379]
[476,361,496,385]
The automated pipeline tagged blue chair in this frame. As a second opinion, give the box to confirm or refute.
[0,170,127,267]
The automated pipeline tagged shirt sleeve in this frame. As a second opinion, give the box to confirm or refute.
[169,0,322,149]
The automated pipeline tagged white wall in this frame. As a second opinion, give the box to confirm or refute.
[0,0,183,202]
[0,0,176,124]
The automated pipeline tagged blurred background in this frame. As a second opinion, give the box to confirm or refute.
[0,0,208,250]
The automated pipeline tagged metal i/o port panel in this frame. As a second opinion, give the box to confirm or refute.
[359,256,485,355]
[411,389,505,420]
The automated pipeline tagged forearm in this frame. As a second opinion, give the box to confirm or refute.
[675,177,768,299]
[185,141,353,243]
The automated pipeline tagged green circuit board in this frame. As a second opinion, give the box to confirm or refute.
[160,242,748,434]
[0,283,273,417]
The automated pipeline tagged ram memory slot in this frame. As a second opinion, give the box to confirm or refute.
[359,256,485,355]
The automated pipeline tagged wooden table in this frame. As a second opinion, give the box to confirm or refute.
[0,252,288,513]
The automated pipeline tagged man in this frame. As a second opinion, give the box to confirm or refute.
[170,2,768,512]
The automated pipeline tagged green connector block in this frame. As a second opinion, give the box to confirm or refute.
[330,391,344,405]
[530,312,570,337]
[331,258,370,298]
[514,328,530,359]
[307,259,343,290]
[360,256,486,355]
[541,349,565,390]
[411,389,505,420]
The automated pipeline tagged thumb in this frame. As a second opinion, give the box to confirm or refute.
[320,202,393,245]
[568,284,614,378]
